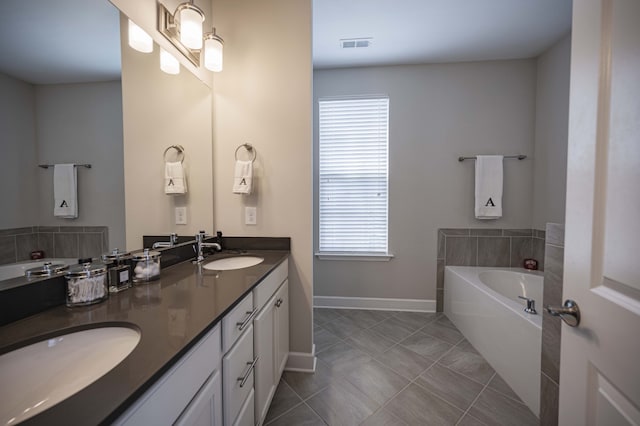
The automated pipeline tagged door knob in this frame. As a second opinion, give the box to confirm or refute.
[545,299,580,327]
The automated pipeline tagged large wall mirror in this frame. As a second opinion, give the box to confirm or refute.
[0,0,213,275]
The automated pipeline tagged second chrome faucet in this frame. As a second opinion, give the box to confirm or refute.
[194,230,223,262]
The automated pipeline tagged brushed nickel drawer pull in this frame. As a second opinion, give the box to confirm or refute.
[237,356,259,388]
[236,308,258,331]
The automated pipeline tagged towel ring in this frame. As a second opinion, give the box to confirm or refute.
[164,145,185,163]
[234,143,257,163]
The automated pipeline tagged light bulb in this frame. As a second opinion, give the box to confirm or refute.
[160,48,180,75]
[179,5,204,49]
[204,33,223,72]
[128,20,153,53]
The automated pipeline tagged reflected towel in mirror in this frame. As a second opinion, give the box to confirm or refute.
[54,164,78,218]
[165,161,187,194]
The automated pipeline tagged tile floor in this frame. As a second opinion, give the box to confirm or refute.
[264,308,539,426]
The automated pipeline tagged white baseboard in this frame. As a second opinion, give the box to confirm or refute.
[314,296,436,312]
[284,345,316,373]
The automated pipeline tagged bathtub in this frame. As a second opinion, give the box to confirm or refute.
[0,259,78,282]
[444,266,543,415]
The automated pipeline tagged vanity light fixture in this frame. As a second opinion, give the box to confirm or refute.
[203,28,224,72]
[128,19,153,53]
[160,47,180,75]
[157,1,225,72]
[176,1,205,49]
[158,1,204,67]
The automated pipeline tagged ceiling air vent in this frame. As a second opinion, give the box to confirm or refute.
[340,38,372,49]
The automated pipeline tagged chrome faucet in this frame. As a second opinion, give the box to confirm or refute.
[194,231,222,262]
[518,296,537,314]
[152,233,179,249]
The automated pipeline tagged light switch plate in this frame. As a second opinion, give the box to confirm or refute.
[175,207,187,225]
[245,207,257,225]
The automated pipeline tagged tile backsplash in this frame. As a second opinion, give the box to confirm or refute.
[436,228,546,312]
[0,226,108,265]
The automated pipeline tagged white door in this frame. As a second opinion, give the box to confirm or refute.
[560,0,640,425]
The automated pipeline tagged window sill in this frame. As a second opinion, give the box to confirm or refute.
[315,252,394,262]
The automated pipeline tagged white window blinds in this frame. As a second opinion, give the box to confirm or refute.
[318,97,389,253]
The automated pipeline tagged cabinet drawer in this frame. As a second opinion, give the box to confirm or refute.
[222,293,254,353]
[253,259,288,309]
[232,389,254,426]
[223,325,255,426]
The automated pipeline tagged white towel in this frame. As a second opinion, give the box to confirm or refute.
[165,161,187,194]
[475,155,503,219]
[233,160,253,194]
[54,164,78,218]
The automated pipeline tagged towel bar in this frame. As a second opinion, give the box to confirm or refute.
[235,143,257,163]
[458,155,526,162]
[39,164,92,169]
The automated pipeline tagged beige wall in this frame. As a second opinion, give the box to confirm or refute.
[212,0,313,355]
[120,16,213,250]
[35,81,126,249]
[313,60,537,302]
[0,73,38,228]
[532,35,571,229]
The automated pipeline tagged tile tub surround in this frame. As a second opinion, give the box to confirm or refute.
[0,226,109,265]
[436,228,546,312]
[540,223,564,425]
[264,308,538,426]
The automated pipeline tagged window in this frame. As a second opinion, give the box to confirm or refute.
[318,96,389,255]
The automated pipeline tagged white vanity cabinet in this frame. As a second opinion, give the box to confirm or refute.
[114,324,223,426]
[252,260,289,426]
[113,257,289,426]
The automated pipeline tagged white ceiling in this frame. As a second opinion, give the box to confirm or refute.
[0,0,572,84]
[0,0,121,85]
[313,0,573,69]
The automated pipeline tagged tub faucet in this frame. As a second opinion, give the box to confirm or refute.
[518,296,537,314]
[194,231,222,262]
[152,233,178,249]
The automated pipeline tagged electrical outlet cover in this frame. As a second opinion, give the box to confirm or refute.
[175,207,187,225]
[245,207,257,225]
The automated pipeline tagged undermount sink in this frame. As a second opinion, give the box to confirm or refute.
[0,326,141,425]
[203,256,264,271]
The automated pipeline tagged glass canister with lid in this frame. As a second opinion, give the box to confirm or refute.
[132,249,162,283]
[65,262,108,307]
[25,262,69,278]
[102,248,133,292]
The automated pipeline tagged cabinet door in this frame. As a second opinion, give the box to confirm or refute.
[114,325,221,426]
[174,369,222,426]
[253,295,277,426]
[275,280,289,378]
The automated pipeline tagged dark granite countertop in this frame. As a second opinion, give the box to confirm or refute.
[0,249,289,425]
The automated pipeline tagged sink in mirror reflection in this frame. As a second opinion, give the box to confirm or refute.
[0,325,141,425]
[203,256,264,271]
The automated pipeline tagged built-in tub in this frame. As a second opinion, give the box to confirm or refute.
[0,259,78,282]
[444,266,543,415]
